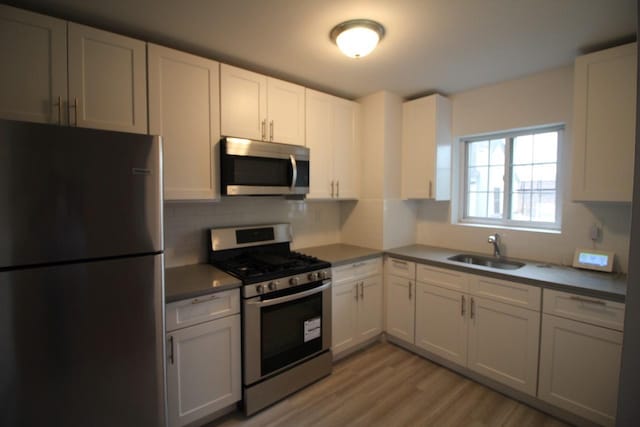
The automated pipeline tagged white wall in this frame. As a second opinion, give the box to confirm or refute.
[164,199,341,267]
[416,66,632,272]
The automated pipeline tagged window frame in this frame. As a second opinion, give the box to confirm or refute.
[459,125,564,231]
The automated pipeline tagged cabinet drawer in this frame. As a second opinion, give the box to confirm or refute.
[469,275,541,311]
[166,289,240,332]
[543,289,625,331]
[385,257,416,280]
[416,263,468,292]
[333,257,382,284]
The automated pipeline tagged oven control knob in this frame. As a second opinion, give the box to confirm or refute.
[268,281,278,291]
[289,277,300,286]
[256,284,265,294]
[308,272,318,281]
[318,270,327,280]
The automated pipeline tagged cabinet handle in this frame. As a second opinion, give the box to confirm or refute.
[69,97,78,127]
[54,95,62,125]
[261,119,266,140]
[355,283,359,301]
[408,281,412,299]
[269,120,274,141]
[569,295,606,306]
[191,295,219,305]
[336,180,340,198]
[461,295,466,317]
[360,282,364,299]
[392,259,407,266]
[169,336,174,365]
[331,180,335,198]
[470,297,475,319]
[429,180,433,198]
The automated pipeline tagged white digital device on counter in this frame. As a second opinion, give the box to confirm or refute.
[572,248,614,272]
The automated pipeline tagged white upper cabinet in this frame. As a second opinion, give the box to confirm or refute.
[220,64,305,145]
[267,78,305,145]
[67,23,147,133]
[401,94,452,200]
[148,44,220,201]
[0,5,67,124]
[0,5,147,133]
[305,88,360,199]
[572,42,637,202]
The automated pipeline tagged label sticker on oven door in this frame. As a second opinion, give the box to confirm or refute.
[304,317,321,342]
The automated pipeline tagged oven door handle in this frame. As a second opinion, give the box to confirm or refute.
[289,154,298,191]
[247,281,330,308]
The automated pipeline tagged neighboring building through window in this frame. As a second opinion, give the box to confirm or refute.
[462,126,562,230]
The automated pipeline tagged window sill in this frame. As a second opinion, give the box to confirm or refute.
[455,221,561,235]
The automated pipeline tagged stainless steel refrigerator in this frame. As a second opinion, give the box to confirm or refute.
[0,119,165,426]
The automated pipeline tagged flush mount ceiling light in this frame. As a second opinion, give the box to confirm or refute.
[330,19,385,58]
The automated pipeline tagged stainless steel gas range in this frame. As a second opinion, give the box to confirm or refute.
[209,224,332,415]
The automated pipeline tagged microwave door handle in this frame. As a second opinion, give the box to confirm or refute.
[290,154,297,191]
[247,281,330,308]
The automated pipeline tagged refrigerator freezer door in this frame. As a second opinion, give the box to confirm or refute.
[0,119,163,269]
[0,253,165,427]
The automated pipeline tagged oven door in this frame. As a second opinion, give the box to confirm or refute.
[243,280,331,385]
[220,137,310,196]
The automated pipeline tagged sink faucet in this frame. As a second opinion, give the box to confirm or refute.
[488,233,501,258]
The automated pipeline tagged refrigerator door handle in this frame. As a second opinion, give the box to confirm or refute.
[169,336,174,365]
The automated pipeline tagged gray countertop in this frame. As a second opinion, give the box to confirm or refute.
[386,245,627,302]
[298,244,383,266]
[165,264,242,303]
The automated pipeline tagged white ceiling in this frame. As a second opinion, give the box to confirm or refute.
[7,0,637,99]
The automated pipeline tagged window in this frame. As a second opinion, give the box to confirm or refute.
[462,126,562,229]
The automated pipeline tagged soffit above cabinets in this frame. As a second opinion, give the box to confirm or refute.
[5,0,637,99]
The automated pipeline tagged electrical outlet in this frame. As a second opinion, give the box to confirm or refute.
[590,223,600,241]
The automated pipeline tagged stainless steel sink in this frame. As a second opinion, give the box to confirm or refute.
[447,254,525,270]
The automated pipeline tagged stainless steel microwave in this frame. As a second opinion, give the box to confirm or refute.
[220,137,310,196]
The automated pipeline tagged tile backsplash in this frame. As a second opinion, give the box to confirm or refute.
[163,198,341,267]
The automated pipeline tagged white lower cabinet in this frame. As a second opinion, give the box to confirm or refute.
[414,282,468,366]
[538,290,624,426]
[467,296,540,396]
[332,258,383,357]
[384,274,416,343]
[166,290,241,427]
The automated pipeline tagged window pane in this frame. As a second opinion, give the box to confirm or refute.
[533,132,558,163]
[512,165,532,192]
[488,165,504,193]
[468,140,489,166]
[467,192,488,217]
[513,134,533,165]
[467,166,488,192]
[532,164,557,191]
[489,139,505,165]
[531,191,556,222]
[510,190,531,221]
[489,189,504,219]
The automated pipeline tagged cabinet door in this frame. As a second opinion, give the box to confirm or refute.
[67,23,147,134]
[0,5,67,124]
[467,296,540,396]
[267,77,305,145]
[148,44,220,200]
[384,274,415,343]
[220,64,267,140]
[332,280,358,356]
[167,314,241,427]
[572,42,637,202]
[333,97,359,199]
[414,282,468,366]
[305,89,334,199]
[357,275,383,342]
[401,94,451,200]
[539,314,622,427]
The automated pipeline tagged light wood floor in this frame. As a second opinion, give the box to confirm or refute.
[208,341,571,427]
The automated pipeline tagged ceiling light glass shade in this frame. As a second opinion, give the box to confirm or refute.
[330,19,385,58]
